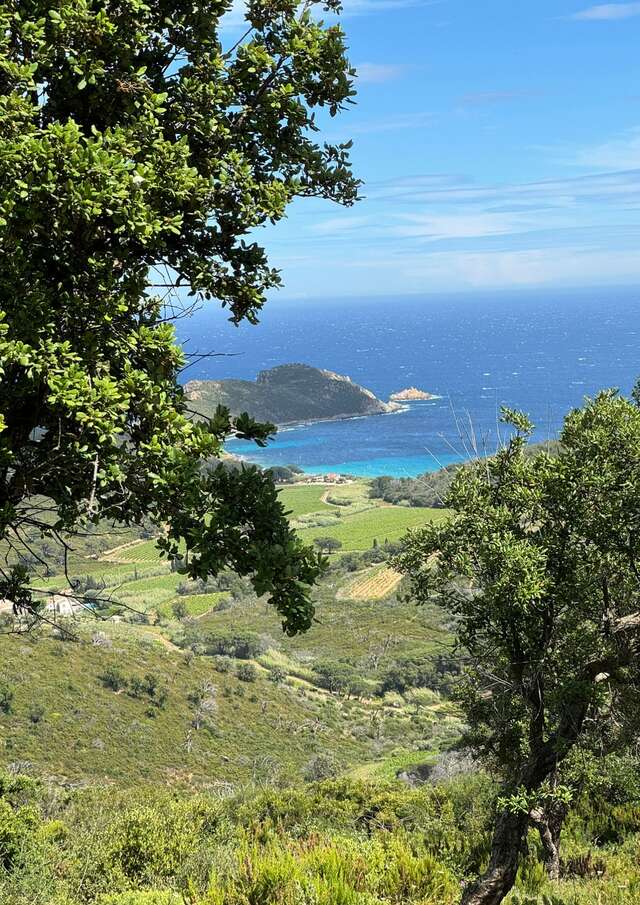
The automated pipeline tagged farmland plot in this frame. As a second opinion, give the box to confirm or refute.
[343,567,402,600]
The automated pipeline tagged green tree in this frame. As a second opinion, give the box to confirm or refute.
[171,599,188,621]
[396,393,640,905]
[0,0,358,634]
[0,680,14,714]
[313,536,342,554]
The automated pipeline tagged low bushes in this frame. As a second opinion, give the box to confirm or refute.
[1,771,639,905]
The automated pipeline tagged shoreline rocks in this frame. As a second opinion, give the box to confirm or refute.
[389,387,437,402]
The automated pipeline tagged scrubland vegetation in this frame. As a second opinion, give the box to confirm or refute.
[2,768,640,905]
[2,451,640,904]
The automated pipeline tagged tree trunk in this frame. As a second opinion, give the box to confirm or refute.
[460,808,530,905]
[530,800,567,880]
[459,689,589,904]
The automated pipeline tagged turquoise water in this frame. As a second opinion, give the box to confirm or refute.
[227,405,464,477]
[177,287,640,477]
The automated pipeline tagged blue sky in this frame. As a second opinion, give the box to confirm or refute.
[228,1,640,298]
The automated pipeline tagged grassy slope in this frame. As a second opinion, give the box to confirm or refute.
[296,505,445,551]
[0,614,456,788]
[277,484,334,519]
[0,482,459,789]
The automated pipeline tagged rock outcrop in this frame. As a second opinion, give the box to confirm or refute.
[185,363,400,426]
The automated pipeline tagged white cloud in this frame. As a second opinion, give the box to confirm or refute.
[302,246,640,295]
[571,3,640,20]
[406,247,640,290]
[355,63,409,84]
[572,128,640,169]
[310,215,374,235]
[372,168,640,208]
[456,90,533,107]
[392,211,531,240]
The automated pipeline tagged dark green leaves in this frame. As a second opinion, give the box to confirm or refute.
[0,0,354,631]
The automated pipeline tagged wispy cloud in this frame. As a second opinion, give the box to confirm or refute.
[572,128,640,169]
[355,62,409,84]
[392,211,531,240]
[310,214,374,235]
[571,3,640,20]
[368,168,640,208]
[457,90,536,107]
[340,112,434,135]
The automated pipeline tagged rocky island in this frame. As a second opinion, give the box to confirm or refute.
[185,363,402,427]
[389,387,437,402]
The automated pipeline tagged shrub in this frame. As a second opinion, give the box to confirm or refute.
[314,660,366,698]
[204,631,266,660]
[0,681,14,714]
[0,798,38,870]
[236,663,257,683]
[28,704,45,725]
[378,655,460,696]
[98,893,178,905]
[102,666,129,692]
[100,802,206,889]
[303,754,340,783]
[171,600,187,620]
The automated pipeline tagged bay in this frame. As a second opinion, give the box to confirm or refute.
[176,286,640,477]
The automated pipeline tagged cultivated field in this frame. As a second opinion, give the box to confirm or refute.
[296,503,445,551]
[276,484,335,518]
[342,566,403,600]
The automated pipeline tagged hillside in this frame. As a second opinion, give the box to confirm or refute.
[185,363,399,426]
[3,478,640,905]
[0,482,457,790]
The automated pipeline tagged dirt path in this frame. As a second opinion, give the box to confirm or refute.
[98,538,151,561]
[144,631,182,652]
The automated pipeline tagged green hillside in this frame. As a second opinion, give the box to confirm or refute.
[2,480,640,905]
[0,482,460,790]
[185,363,397,425]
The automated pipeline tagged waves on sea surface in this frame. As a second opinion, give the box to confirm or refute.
[178,286,640,477]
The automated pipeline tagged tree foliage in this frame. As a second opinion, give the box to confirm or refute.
[396,392,640,905]
[313,536,342,553]
[0,0,359,633]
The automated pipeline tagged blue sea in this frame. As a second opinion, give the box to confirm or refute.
[176,287,640,478]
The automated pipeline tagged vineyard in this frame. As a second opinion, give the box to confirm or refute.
[297,504,445,551]
[343,566,403,600]
[105,538,166,563]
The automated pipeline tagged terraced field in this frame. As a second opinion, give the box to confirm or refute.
[342,566,403,600]
[107,538,167,563]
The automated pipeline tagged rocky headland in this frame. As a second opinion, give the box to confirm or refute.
[185,363,402,427]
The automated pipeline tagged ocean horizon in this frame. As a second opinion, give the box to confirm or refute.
[176,286,640,478]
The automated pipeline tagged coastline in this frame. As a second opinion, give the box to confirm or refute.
[225,400,458,479]
[274,403,410,431]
